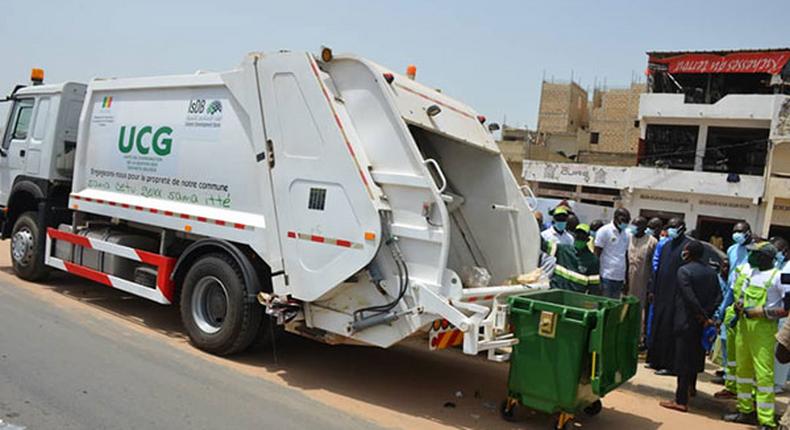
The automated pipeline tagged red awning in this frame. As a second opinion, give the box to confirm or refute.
[649,51,790,74]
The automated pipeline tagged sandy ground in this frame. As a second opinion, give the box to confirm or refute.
[0,240,773,429]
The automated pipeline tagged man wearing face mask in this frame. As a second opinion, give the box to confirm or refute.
[545,224,601,294]
[594,208,631,298]
[660,240,722,413]
[729,222,754,281]
[647,217,691,376]
[724,242,787,429]
[715,221,756,399]
[541,205,574,246]
[628,216,658,349]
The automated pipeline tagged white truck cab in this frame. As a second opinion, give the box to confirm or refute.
[0,52,543,360]
[0,78,85,201]
[0,73,86,279]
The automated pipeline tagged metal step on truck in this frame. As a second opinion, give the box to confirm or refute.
[0,48,544,359]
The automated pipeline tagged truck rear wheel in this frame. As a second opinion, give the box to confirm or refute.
[180,253,262,355]
[11,211,50,282]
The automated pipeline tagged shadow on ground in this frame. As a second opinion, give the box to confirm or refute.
[13,267,667,429]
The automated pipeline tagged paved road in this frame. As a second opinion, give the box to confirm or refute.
[0,273,379,430]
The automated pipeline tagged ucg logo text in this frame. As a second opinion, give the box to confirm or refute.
[118,126,173,156]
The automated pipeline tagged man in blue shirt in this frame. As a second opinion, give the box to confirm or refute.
[728,222,753,283]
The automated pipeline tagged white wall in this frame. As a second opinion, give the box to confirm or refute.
[522,159,765,199]
[639,93,779,123]
[624,189,763,232]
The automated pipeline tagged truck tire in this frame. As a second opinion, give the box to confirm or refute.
[180,253,262,356]
[10,211,50,282]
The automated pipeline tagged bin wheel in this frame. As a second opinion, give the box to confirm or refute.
[583,399,603,416]
[500,399,518,422]
[554,412,574,430]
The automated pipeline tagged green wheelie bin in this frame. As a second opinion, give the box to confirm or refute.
[501,290,641,429]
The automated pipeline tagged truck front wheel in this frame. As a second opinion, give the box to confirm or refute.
[11,211,50,282]
[180,253,262,356]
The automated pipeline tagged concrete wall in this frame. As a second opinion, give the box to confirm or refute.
[588,84,644,156]
[537,81,588,134]
[639,93,778,124]
[578,151,637,166]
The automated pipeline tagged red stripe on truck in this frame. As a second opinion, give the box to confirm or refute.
[464,294,495,303]
[48,227,176,302]
[47,228,93,249]
[63,261,112,286]
[287,230,363,250]
[68,194,254,231]
[135,249,176,302]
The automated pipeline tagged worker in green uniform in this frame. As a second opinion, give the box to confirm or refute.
[544,223,601,294]
[724,242,788,429]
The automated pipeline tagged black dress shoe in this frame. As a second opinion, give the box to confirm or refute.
[715,369,725,377]
[655,369,675,376]
[723,412,757,425]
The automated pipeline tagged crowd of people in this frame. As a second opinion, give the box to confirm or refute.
[535,203,790,430]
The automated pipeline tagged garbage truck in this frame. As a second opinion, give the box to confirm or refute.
[0,48,543,358]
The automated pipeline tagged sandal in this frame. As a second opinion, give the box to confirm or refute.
[659,401,688,412]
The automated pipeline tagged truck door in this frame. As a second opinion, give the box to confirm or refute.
[0,98,34,205]
[255,52,380,302]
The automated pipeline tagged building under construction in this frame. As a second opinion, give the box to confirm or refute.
[520,48,790,245]
[530,79,644,167]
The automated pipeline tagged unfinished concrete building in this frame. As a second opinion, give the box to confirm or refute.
[581,83,644,165]
[532,80,643,166]
[537,81,588,134]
